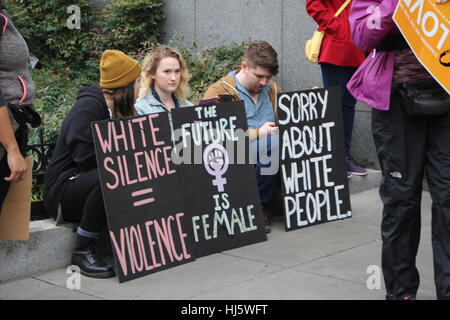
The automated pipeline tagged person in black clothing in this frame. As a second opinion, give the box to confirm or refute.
[44,50,142,278]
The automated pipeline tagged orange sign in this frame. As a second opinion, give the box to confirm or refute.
[393,0,450,94]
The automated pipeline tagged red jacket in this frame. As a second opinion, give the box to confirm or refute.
[306,0,365,67]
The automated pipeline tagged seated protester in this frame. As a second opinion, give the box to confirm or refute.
[43,50,142,279]
[203,40,282,233]
[135,45,193,121]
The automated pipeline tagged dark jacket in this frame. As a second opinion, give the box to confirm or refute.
[44,85,110,217]
[0,9,35,159]
[0,10,34,106]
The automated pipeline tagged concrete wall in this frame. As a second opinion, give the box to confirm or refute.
[87,0,378,168]
[162,0,378,169]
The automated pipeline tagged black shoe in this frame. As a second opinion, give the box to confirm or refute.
[71,235,116,279]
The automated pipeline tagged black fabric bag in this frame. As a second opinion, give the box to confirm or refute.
[7,102,41,128]
[398,79,450,117]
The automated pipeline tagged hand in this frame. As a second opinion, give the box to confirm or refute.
[259,122,278,137]
[4,149,28,182]
[436,0,448,3]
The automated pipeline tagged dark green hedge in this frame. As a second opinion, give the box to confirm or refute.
[8,0,165,68]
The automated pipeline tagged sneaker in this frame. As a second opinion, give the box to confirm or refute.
[347,171,352,179]
[261,206,272,233]
[346,157,367,176]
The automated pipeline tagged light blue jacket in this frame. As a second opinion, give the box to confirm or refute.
[135,90,193,120]
[135,90,194,130]
[134,90,194,144]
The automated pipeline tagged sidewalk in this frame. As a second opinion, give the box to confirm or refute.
[0,183,436,300]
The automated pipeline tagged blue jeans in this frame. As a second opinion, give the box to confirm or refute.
[320,63,358,157]
[251,135,279,205]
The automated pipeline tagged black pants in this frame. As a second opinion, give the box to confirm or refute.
[60,168,107,234]
[372,89,450,300]
[321,63,358,157]
[0,126,28,209]
[0,155,11,209]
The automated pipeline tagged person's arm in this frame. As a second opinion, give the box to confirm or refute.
[203,80,262,140]
[307,0,355,35]
[203,81,238,101]
[306,0,344,34]
[258,122,278,137]
[65,100,105,172]
[0,106,28,182]
[349,0,399,52]
[0,16,28,182]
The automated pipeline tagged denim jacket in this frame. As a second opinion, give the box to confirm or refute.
[134,90,194,127]
[135,90,193,114]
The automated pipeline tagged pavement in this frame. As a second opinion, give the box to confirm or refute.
[0,174,438,301]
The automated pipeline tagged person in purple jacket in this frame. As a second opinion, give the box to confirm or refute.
[347,0,450,300]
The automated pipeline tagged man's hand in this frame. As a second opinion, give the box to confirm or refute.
[437,0,448,4]
[259,122,278,137]
[4,148,28,182]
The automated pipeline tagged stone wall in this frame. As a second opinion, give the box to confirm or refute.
[162,0,378,169]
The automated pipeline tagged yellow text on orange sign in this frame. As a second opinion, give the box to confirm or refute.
[393,0,450,93]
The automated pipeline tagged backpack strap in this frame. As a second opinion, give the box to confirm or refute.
[0,12,8,36]
[0,12,8,106]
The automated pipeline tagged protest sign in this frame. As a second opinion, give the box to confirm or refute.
[278,87,352,231]
[92,113,195,283]
[172,101,267,258]
[393,0,450,93]
[0,157,33,240]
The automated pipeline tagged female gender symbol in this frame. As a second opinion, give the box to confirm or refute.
[203,143,230,192]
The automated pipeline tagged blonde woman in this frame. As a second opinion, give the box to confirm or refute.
[135,45,193,118]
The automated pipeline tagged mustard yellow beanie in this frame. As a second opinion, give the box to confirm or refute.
[100,50,142,89]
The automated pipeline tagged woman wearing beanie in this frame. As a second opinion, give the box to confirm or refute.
[43,50,142,278]
[135,46,193,122]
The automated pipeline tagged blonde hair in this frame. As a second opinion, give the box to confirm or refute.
[139,46,192,103]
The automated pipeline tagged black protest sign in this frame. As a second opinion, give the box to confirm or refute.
[278,87,352,231]
[171,101,267,258]
[92,113,195,283]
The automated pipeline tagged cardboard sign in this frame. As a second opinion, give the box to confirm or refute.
[171,102,267,258]
[393,0,450,93]
[278,88,352,231]
[0,157,33,240]
[92,114,195,283]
